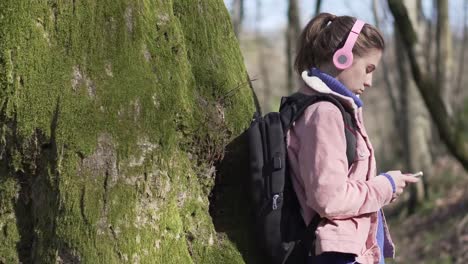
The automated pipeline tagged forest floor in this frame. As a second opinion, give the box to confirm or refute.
[386,157,468,264]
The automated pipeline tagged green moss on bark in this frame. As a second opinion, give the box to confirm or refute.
[0,176,20,263]
[0,0,254,263]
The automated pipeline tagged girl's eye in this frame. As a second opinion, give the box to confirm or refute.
[366,65,375,74]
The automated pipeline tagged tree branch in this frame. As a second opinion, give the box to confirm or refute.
[315,0,322,17]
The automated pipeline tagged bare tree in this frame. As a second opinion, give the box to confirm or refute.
[392,0,433,212]
[286,0,301,93]
[388,0,468,171]
[372,0,400,135]
[315,0,323,17]
[435,0,454,115]
[455,0,468,100]
[231,0,244,38]
[256,0,272,112]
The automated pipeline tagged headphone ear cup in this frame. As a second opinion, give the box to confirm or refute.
[333,49,354,70]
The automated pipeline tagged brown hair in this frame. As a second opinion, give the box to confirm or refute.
[294,13,385,74]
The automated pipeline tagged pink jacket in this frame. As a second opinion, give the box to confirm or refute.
[286,75,395,264]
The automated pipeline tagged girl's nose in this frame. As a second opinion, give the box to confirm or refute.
[365,75,373,87]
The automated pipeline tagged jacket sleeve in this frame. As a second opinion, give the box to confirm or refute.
[297,102,393,219]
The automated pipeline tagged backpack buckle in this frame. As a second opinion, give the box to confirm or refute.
[273,153,282,170]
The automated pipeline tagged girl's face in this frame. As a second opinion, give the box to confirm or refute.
[336,49,382,96]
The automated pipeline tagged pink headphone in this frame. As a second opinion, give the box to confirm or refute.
[333,19,365,70]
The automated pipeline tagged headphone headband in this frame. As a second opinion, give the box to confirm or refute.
[333,19,365,70]
[351,20,365,34]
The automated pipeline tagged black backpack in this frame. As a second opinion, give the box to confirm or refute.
[246,92,357,264]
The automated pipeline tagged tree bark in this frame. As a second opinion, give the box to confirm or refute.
[435,0,454,115]
[455,0,468,104]
[286,0,301,93]
[0,0,256,263]
[388,0,468,171]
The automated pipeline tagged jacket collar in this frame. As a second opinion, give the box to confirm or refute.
[301,68,363,111]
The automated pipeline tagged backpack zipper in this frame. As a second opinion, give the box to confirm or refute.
[272,194,280,210]
[259,193,282,216]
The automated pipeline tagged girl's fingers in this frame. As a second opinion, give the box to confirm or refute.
[403,175,420,183]
[397,181,406,189]
[396,188,403,195]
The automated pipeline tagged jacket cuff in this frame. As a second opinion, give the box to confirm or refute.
[380,173,396,193]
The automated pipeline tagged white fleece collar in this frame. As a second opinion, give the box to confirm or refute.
[301,71,358,111]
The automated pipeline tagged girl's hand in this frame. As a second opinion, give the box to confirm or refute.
[384,170,420,201]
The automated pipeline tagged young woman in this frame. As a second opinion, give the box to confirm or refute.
[286,13,419,264]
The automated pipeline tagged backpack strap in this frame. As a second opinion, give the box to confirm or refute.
[279,92,357,166]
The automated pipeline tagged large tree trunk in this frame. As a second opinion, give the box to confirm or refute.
[388,0,468,171]
[0,0,256,263]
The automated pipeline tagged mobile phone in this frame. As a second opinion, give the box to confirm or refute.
[410,171,423,178]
